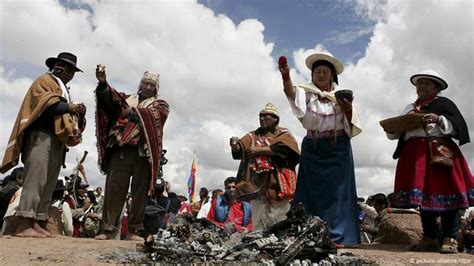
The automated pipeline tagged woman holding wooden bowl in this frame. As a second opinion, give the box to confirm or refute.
[278,52,362,246]
[384,70,472,253]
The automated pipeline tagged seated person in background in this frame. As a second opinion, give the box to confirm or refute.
[51,179,73,236]
[197,189,220,219]
[1,187,22,235]
[192,187,210,217]
[361,193,388,239]
[164,181,180,223]
[190,201,200,217]
[95,187,104,204]
[143,178,169,235]
[359,196,378,227]
[64,177,91,237]
[153,179,170,210]
[177,195,192,215]
[358,196,377,243]
[0,167,23,229]
[207,177,252,233]
[458,208,474,253]
[82,189,102,238]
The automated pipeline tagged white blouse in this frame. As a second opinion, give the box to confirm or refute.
[386,103,456,141]
[287,82,362,137]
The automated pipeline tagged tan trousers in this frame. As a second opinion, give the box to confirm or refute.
[101,147,151,232]
[17,130,65,221]
[251,198,290,231]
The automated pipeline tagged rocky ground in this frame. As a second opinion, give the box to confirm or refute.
[0,235,472,265]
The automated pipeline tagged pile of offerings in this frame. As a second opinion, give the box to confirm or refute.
[138,204,373,264]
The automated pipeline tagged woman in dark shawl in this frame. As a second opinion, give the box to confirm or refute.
[386,70,472,254]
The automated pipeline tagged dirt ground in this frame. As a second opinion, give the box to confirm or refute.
[0,235,472,265]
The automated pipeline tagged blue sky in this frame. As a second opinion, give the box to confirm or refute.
[200,0,376,63]
[0,0,472,197]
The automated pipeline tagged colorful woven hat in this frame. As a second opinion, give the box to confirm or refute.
[141,71,160,86]
[259,103,279,118]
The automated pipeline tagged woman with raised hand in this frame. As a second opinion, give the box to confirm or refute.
[278,52,362,246]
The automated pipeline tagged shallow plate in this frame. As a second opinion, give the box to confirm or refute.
[379,113,425,133]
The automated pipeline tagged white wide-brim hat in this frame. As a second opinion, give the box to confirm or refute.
[410,70,448,90]
[305,52,344,75]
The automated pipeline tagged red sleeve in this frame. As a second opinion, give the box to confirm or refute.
[245,218,253,231]
[207,197,225,228]
[228,202,252,232]
[65,196,74,208]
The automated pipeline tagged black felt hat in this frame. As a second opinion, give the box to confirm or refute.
[45,52,83,72]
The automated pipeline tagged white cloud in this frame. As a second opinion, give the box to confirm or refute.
[324,26,375,45]
[0,0,472,200]
[354,0,388,22]
[0,0,288,196]
[344,0,474,194]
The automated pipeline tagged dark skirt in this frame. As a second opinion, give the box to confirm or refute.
[294,135,360,245]
[391,137,474,211]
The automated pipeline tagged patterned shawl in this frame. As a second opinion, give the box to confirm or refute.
[233,126,300,201]
[95,86,169,193]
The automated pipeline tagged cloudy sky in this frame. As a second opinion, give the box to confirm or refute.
[1,0,472,199]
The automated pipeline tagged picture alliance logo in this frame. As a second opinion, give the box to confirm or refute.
[409,258,471,264]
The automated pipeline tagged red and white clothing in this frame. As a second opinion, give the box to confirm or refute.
[207,195,252,232]
[64,195,85,237]
[178,202,192,214]
[388,97,473,211]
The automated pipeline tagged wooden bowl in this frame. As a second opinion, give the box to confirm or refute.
[335,90,353,101]
[379,113,425,133]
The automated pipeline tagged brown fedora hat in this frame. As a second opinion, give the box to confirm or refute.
[45,52,83,72]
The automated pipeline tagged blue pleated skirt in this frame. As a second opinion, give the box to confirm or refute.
[294,135,360,245]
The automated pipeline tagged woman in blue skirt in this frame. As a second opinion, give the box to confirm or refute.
[278,52,362,245]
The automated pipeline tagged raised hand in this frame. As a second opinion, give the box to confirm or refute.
[279,55,296,100]
[95,64,107,83]
[278,56,290,81]
[230,137,240,152]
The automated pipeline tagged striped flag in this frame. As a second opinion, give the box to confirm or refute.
[187,152,197,202]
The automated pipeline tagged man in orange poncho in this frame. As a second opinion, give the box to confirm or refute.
[230,103,300,230]
[1,52,86,237]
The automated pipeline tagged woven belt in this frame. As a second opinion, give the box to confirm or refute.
[306,129,346,139]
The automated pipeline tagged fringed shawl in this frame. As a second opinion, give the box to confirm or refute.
[1,74,75,173]
[233,126,300,200]
[95,86,169,193]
